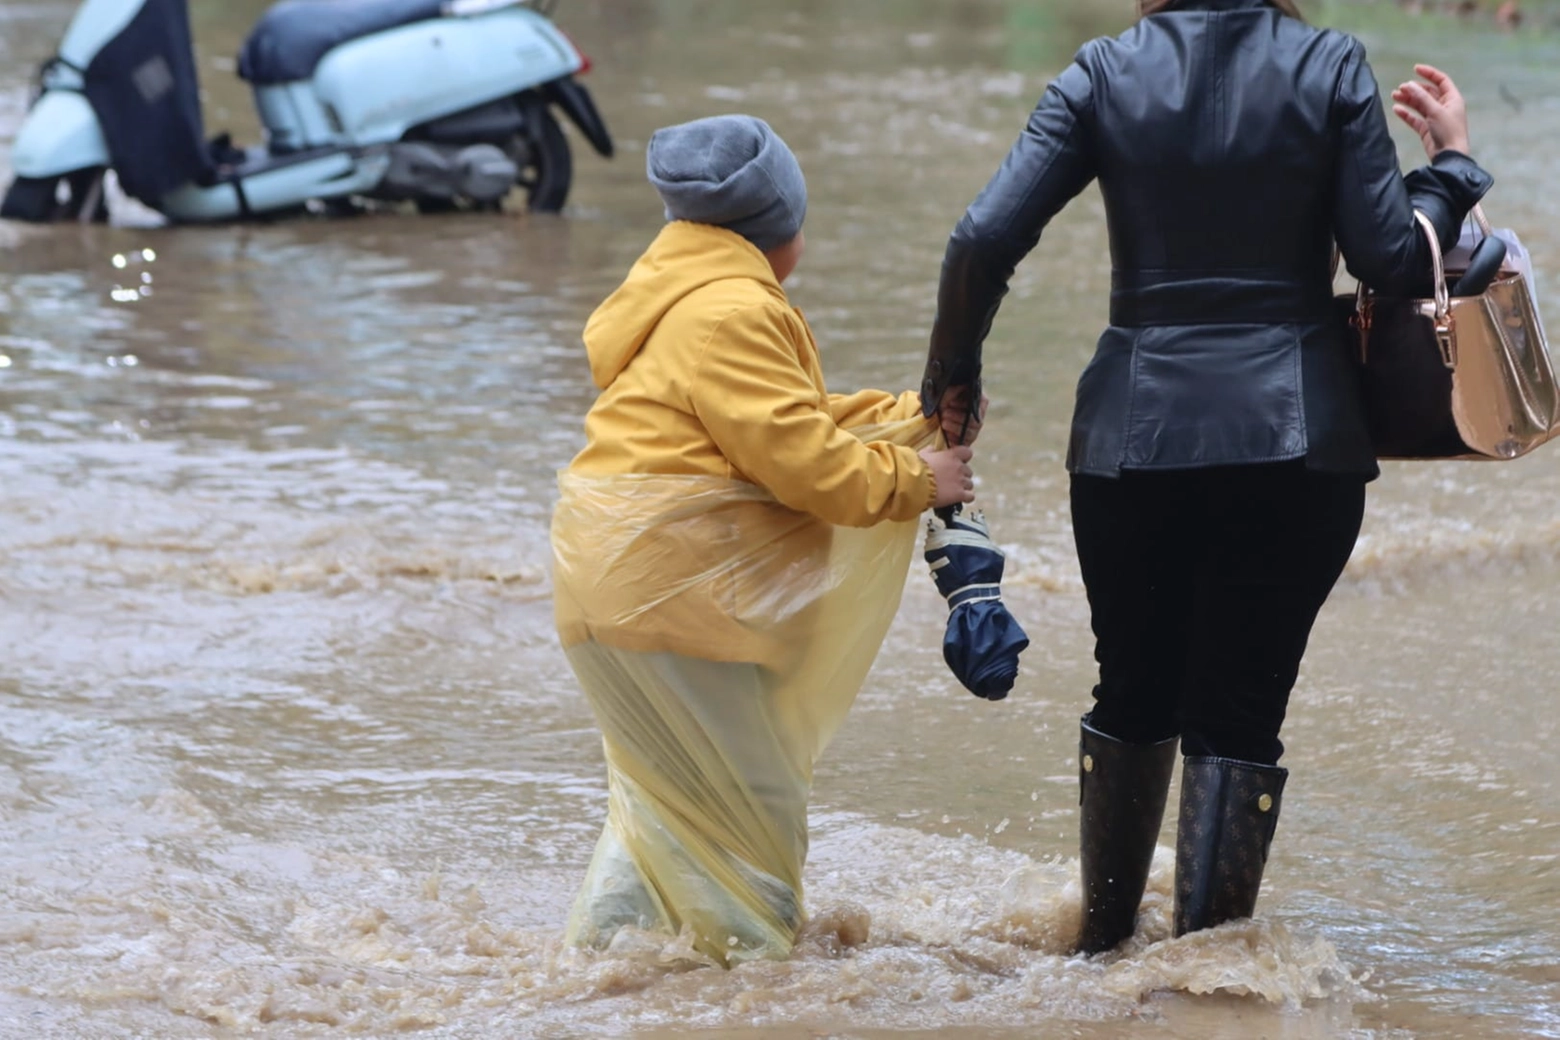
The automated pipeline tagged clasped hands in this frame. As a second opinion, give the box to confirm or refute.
[918,385,987,510]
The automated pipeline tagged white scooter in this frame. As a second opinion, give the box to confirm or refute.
[1,0,614,223]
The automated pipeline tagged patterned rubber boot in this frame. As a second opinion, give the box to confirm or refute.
[1173,756,1288,937]
[1075,718,1179,954]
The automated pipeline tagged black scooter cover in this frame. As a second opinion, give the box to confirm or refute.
[83,0,214,205]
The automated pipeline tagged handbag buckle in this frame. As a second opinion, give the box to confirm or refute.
[1352,288,1373,363]
[1436,314,1457,369]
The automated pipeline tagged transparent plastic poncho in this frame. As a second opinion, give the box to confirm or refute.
[551,416,937,965]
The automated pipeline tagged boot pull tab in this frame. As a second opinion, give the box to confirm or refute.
[1078,752,1094,806]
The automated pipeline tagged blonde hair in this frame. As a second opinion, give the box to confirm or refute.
[1139,0,1303,17]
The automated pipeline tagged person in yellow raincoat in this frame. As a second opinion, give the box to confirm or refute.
[552,114,977,965]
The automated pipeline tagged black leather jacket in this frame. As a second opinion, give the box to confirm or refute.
[922,0,1493,477]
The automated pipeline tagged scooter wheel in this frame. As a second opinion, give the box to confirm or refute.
[1,176,62,222]
[513,108,572,213]
[62,168,109,222]
[1,170,109,223]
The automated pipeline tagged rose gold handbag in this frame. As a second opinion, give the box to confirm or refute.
[1342,207,1558,460]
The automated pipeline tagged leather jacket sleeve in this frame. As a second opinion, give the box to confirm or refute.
[921,54,1099,417]
[1331,40,1492,297]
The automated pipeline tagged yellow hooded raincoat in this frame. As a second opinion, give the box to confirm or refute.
[552,222,938,963]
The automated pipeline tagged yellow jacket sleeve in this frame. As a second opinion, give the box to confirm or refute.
[827,388,925,430]
[690,305,935,528]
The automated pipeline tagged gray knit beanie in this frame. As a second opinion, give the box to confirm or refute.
[646,115,807,252]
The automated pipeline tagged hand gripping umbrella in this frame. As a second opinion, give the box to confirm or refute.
[924,505,1030,700]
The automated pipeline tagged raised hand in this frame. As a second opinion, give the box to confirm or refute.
[1391,64,1471,161]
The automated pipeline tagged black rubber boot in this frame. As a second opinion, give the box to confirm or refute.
[1173,756,1288,937]
[1075,718,1179,954]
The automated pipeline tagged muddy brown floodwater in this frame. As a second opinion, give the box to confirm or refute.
[2,1,1558,1037]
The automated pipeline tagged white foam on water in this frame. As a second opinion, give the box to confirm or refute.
[2,810,1367,1038]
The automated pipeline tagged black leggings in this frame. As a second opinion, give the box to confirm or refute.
[1070,461,1366,765]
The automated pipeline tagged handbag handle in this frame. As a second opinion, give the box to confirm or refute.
[1355,210,1454,367]
[1413,209,1456,368]
[1472,203,1493,238]
[1413,209,1453,331]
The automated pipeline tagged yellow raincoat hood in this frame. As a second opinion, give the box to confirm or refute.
[568,221,934,527]
[582,221,779,391]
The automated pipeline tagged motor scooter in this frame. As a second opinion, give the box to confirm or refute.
[1,0,613,223]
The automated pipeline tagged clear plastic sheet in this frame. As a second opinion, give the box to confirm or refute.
[1449,222,1546,340]
[552,417,937,964]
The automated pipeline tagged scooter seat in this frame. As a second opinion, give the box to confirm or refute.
[239,0,448,85]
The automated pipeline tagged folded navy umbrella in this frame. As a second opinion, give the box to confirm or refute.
[924,506,1031,701]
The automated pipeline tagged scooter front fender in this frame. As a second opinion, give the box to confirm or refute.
[544,77,613,158]
[11,91,111,178]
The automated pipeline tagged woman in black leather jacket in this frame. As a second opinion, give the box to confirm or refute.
[920,0,1491,954]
